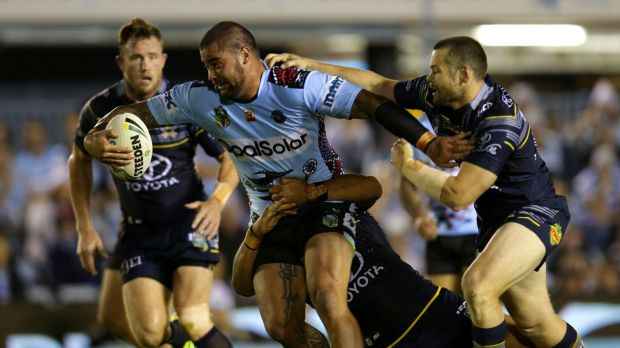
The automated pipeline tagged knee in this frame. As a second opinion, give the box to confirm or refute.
[97,309,128,340]
[132,325,167,348]
[177,304,214,340]
[309,279,347,321]
[263,316,296,344]
[461,267,499,307]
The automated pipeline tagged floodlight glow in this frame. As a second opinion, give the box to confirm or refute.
[474,24,587,47]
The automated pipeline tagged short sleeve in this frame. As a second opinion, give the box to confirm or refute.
[147,82,197,126]
[394,77,431,110]
[303,71,362,119]
[74,100,98,155]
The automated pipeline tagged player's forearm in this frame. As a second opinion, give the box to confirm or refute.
[68,153,95,232]
[400,159,456,209]
[351,91,435,152]
[92,102,157,132]
[212,154,239,206]
[231,228,262,297]
[318,174,382,209]
[309,61,395,100]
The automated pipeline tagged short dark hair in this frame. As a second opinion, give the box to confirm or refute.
[433,36,487,80]
[199,21,259,57]
[118,17,163,54]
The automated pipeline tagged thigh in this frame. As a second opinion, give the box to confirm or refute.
[304,232,354,299]
[173,265,214,308]
[467,222,546,295]
[123,277,171,334]
[500,264,557,327]
[98,269,126,321]
[253,263,308,327]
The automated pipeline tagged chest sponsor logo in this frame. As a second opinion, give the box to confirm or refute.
[214,106,231,128]
[218,132,311,160]
[123,153,180,192]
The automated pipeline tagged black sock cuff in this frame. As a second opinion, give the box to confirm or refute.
[472,321,507,347]
[552,323,581,348]
[166,320,189,348]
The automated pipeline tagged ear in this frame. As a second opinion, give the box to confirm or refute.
[115,55,123,71]
[459,65,473,84]
[161,52,168,67]
[240,46,251,64]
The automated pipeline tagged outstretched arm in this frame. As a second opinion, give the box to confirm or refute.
[269,174,382,210]
[265,53,398,101]
[83,101,158,167]
[391,139,496,211]
[231,200,297,296]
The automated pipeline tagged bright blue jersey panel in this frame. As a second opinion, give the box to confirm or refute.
[147,66,362,218]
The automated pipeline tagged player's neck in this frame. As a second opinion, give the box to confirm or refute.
[235,60,266,103]
[123,81,158,102]
[451,79,484,110]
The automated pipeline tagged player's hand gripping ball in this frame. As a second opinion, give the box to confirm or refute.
[105,113,152,180]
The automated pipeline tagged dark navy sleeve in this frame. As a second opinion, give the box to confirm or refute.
[393,76,433,111]
[192,125,225,159]
[464,109,521,175]
[74,99,99,155]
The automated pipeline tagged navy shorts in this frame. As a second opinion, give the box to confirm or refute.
[254,202,356,270]
[106,240,123,270]
[118,212,219,289]
[393,287,472,348]
[478,203,571,271]
[426,234,478,275]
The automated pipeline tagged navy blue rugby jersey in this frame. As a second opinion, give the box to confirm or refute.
[75,80,225,224]
[346,212,440,347]
[394,75,567,223]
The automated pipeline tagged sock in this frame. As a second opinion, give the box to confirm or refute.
[472,321,506,348]
[193,326,232,348]
[166,320,192,348]
[552,323,583,348]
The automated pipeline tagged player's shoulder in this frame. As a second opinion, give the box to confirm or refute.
[86,81,125,119]
[267,65,312,89]
[475,76,518,121]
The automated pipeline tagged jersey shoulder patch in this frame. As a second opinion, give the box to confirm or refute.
[268,66,310,88]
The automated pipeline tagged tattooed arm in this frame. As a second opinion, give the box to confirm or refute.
[83,101,159,167]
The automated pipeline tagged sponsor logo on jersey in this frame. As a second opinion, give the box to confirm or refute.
[244,109,256,122]
[348,251,385,302]
[323,77,344,109]
[214,106,231,128]
[550,223,563,245]
[123,153,180,192]
[164,90,177,109]
[270,110,286,124]
[218,132,311,160]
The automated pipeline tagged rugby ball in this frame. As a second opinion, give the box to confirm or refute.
[105,113,152,180]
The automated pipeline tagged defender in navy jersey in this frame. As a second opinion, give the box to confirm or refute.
[68,18,236,348]
[231,178,533,348]
[268,37,581,348]
[82,22,472,348]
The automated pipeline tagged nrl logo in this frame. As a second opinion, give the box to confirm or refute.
[214,106,231,128]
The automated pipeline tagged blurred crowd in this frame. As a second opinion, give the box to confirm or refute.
[0,77,619,321]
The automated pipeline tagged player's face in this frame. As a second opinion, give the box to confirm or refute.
[200,43,247,100]
[117,36,167,101]
[426,48,464,108]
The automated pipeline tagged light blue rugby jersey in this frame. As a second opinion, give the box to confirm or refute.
[147,66,362,218]
[414,114,478,236]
